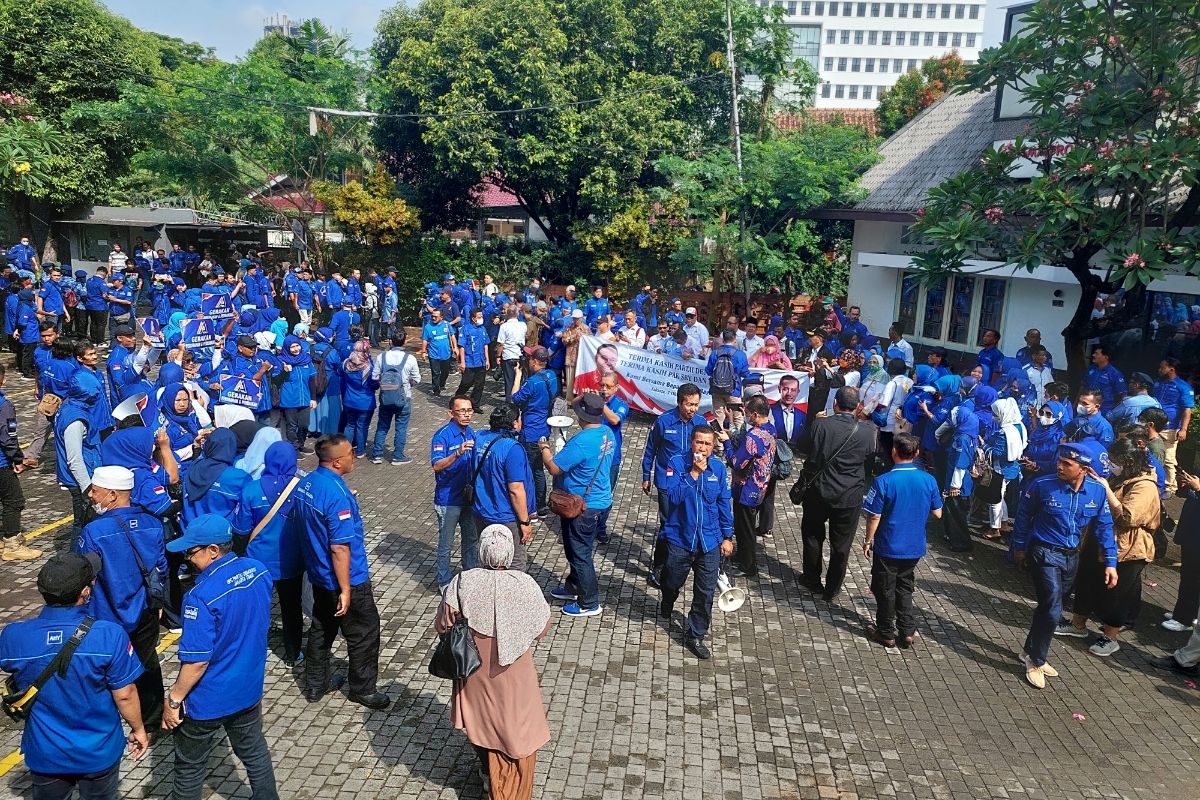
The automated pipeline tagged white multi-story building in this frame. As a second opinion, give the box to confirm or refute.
[751,0,992,109]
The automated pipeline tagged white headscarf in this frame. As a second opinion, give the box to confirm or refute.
[992,397,1028,461]
[213,403,254,429]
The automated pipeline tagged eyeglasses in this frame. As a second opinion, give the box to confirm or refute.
[452,408,475,415]
[184,546,206,558]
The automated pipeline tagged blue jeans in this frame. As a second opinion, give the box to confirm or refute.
[343,407,372,455]
[31,761,119,800]
[366,317,380,347]
[371,400,411,460]
[171,703,277,800]
[502,359,518,400]
[1023,542,1078,667]
[660,541,721,639]
[435,504,479,586]
[560,506,609,608]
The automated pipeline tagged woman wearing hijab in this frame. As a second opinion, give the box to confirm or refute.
[163,311,186,344]
[159,382,205,474]
[917,374,962,471]
[983,397,1028,541]
[748,335,792,371]
[309,327,343,437]
[235,309,257,339]
[971,385,999,440]
[54,370,105,537]
[100,424,181,518]
[235,425,282,480]
[182,427,249,525]
[269,316,289,350]
[234,441,305,665]
[1060,439,1160,656]
[1021,401,1066,479]
[435,524,552,799]
[940,396,979,553]
[341,339,378,457]
[273,335,317,451]
[857,353,889,419]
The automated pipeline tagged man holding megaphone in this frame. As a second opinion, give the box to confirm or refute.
[658,426,735,660]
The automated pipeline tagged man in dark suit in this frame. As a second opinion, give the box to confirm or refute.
[759,374,806,537]
[797,331,841,450]
[798,386,876,602]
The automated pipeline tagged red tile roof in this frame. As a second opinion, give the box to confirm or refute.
[775,109,880,137]
[474,179,520,209]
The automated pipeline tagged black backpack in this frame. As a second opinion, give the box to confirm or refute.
[710,351,737,392]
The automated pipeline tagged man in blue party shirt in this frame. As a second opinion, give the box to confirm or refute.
[659,426,734,659]
[163,514,278,798]
[75,466,167,729]
[511,346,558,516]
[641,383,706,585]
[431,396,478,588]
[1014,327,1054,370]
[1083,344,1127,414]
[861,433,943,648]
[37,265,66,328]
[1065,389,1115,447]
[833,302,870,342]
[976,328,1005,386]
[9,236,37,271]
[167,244,187,275]
[104,273,134,341]
[84,267,110,345]
[1011,441,1117,689]
[291,435,390,710]
[584,286,611,330]
[1152,357,1194,485]
[0,552,148,798]
[705,329,751,414]
[456,306,491,409]
[470,403,536,571]
[422,307,458,396]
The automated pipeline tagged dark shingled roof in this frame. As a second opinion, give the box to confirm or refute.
[854,90,1028,213]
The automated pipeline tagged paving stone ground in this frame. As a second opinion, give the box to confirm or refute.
[0,355,1198,799]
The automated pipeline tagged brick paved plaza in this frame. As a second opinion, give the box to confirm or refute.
[0,363,1197,800]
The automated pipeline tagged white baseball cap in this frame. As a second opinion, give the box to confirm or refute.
[91,465,135,491]
[571,309,583,318]
[685,307,697,316]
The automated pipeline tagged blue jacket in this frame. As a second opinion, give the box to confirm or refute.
[641,407,708,486]
[340,366,377,411]
[704,345,751,396]
[511,369,558,443]
[233,479,305,581]
[84,275,109,311]
[1012,474,1117,566]
[1065,412,1115,448]
[661,454,733,552]
[276,362,316,408]
[76,507,167,634]
[3,292,18,336]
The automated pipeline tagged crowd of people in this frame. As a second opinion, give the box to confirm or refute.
[0,235,1198,799]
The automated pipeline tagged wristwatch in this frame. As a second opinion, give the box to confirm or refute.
[518,519,532,527]
[167,694,183,710]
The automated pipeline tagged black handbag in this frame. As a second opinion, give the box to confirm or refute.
[789,420,859,505]
[429,578,482,681]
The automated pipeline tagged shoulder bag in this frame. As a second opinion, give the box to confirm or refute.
[789,419,860,505]
[2,617,94,721]
[249,476,301,543]
[548,430,611,520]
[36,392,63,418]
[114,517,169,612]
[428,577,482,681]
[461,433,505,508]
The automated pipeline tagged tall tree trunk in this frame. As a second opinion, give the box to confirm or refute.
[1061,248,1105,394]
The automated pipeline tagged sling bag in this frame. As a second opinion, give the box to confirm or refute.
[548,430,612,520]
[249,476,301,543]
[114,517,169,612]
[462,433,506,509]
[789,419,860,505]
[2,618,95,721]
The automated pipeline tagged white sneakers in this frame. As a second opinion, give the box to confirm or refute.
[1162,615,1196,633]
[1020,652,1059,689]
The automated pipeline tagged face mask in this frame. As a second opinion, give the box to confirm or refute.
[1039,413,1055,427]
[91,502,107,515]
[1076,403,1091,416]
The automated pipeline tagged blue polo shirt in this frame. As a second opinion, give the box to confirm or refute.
[552,426,616,509]
[178,553,272,720]
[458,322,490,368]
[296,280,316,310]
[105,284,133,316]
[976,346,1005,384]
[183,466,250,527]
[584,297,610,328]
[511,369,558,443]
[39,280,64,315]
[431,422,476,506]
[84,275,109,311]
[604,395,630,466]
[1012,474,1117,567]
[76,508,167,634]
[471,430,535,523]
[1152,376,1195,430]
[661,454,733,552]
[862,464,943,559]
[233,479,305,581]
[0,606,142,775]
[292,466,371,590]
[641,407,707,487]
[423,321,454,360]
[1083,363,1127,414]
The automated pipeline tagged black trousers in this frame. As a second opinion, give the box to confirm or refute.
[20,342,34,378]
[800,492,859,596]
[1172,535,1200,625]
[942,494,973,549]
[871,554,920,639]
[274,576,304,661]
[733,501,760,576]
[129,608,163,728]
[757,478,777,535]
[306,581,381,697]
[0,466,26,540]
[87,310,108,344]
[456,366,487,408]
[522,441,547,511]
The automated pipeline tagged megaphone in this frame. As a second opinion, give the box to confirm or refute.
[716,571,746,612]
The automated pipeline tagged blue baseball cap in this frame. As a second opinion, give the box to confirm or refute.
[443,273,454,281]
[1056,440,1111,477]
[166,513,233,552]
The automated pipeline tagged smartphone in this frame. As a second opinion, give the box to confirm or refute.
[709,417,723,432]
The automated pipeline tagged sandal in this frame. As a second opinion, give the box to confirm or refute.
[984,530,1004,541]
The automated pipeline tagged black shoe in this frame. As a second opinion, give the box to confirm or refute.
[647,569,661,588]
[1147,654,1199,676]
[800,577,824,593]
[685,636,711,660]
[658,599,672,618]
[537,506,550,519]
[304,675,345,703]
[348,691,392,710]
[725,564,745,578]
[596,534,610,545]
[822,591,839,603]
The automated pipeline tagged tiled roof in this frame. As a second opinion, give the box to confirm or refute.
[853,90,1027,213]
[775,109,880,137]
[474,178,520,209]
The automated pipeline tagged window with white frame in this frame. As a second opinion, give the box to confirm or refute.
[863,85,874,99]
[969,3,979,18]
[788,1,798,13]
[865,58,875,71]
[924,31,934,46]
[815,1,825,12]
[940,3,951,18]
[898,2,909,16]
[879,59,889,72]
[802,1,812,12]
[885,2,894,15]
[821,83,832,97]
[938,31,947,46]
[871,2,880,15]
[868,30,878,44]
[855,29,864,44]
[966,32,977,47]
[912,3,922,16]
[851,57,861,70]
[835,84,845,97]
[881,30,891,44]
[830,1,839,13]
[838,57,848,70]
[952,32,962,47]
[824,56,834,70]
[896,31,906,45]
[841,30,851,43]
[893,58,904,71]
[827,29,836,43]
[896,271,1009,348]
[954,3,965,18]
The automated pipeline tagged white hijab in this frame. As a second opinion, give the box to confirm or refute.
[992,397,1028,461]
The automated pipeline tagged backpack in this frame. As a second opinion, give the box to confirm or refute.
[63,288,78,309]
[711,350,737,393]
[771,438,794,480]
[379,352,410,406]
[310,343,330,398]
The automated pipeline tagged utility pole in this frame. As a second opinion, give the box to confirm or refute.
[724,0,750,316]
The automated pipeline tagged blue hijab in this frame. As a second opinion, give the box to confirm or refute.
[185,427,237,502]
[260,441,299,507]
[101,426,154,470]
[279,335,312,367]
[934,374,962,397]
[159,382,201,434]
[157,362,184,390]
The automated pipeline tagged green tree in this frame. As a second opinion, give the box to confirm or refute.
[314,165,420,245]
[909,0,1200,385]
[371,0,796,240]
[0,93,65,198]
[0,0,161,242]
[875,53,968,138]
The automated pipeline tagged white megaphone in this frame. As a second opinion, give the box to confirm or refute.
[716,571,746,612]
[546,415,575,453]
